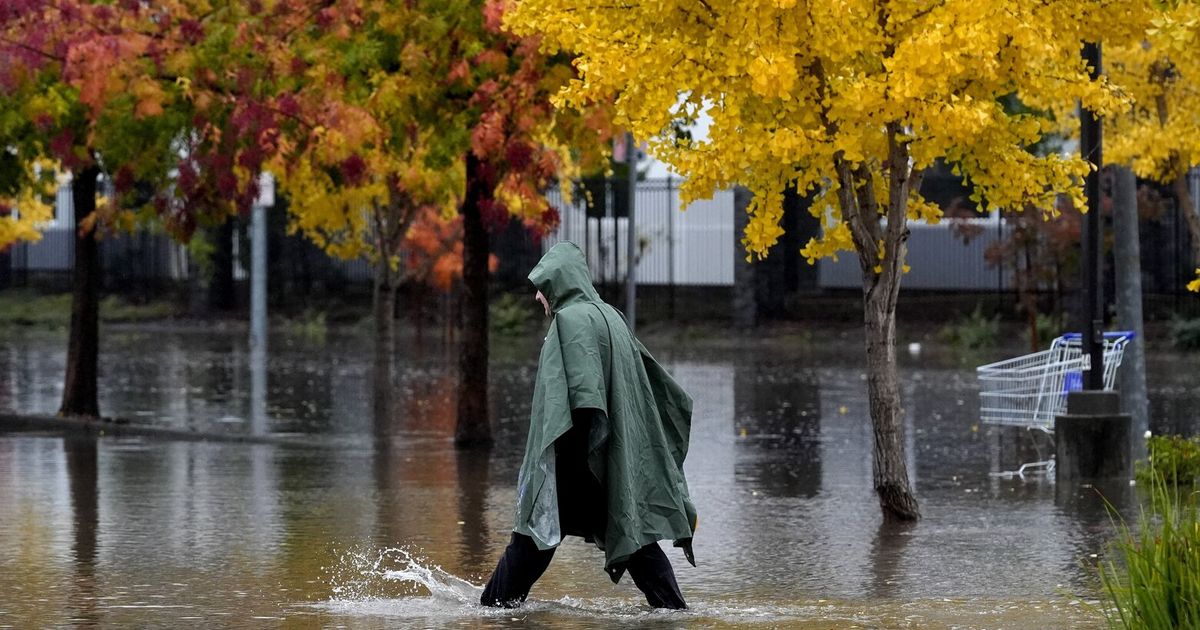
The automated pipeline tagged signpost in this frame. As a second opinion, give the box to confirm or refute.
[250,172,274,435]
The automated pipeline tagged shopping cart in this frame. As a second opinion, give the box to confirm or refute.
[976,331,1133,477]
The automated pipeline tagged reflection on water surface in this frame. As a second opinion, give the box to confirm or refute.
[2,327,1195,628]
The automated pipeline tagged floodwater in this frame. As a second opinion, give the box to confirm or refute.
[0,324,1197,629]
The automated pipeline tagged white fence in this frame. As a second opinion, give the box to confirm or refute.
[818,217,1012,291]
[544,180,735,286]
[544,179,1017,291]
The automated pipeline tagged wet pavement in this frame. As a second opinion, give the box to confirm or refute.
[0,324,1197,628]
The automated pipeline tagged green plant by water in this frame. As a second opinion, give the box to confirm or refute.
[490,292,532,337]
[277,307,328,343]
[1136,435,1200,487]
[1169,316,1200,352]
[1026,312,1065,350]
[1100,441,1200,629]
[939,304,1000,349]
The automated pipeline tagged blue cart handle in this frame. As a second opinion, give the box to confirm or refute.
[1060,331,1136,341]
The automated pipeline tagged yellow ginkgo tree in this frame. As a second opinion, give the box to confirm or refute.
[1107,1,1200,293]
[508,0,1146,519]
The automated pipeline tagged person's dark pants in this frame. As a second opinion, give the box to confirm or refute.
[480,532,687,609]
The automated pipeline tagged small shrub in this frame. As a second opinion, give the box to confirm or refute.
[939,304,1000,349]
[279,308,327,343]
[1136,435,1200,487]
[490,293,532,337]
[1027,312,1064,350]
[1169,317,1200,352]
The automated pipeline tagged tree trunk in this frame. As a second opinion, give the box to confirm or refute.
[456,153,493,448]
[1113,166,1149,450]
[832,124,921,522]
[861,272,921,521]
[372,267,397,430]
[59,166,101,418]
[1172,172,1200,270]
[209,218,237,311]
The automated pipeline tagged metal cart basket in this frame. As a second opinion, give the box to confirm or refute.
[977,331,1133,433]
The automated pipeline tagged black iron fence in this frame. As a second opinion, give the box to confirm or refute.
[2,177,1197,321]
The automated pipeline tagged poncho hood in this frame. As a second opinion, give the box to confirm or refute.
[514,241,697,582]
[527,242,601,313]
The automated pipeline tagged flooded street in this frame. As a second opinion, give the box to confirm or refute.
[1,325,1197,628]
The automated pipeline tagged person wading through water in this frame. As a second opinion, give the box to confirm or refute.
[480,241,698,610]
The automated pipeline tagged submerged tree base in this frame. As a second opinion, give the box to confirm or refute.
[878,483,921,522]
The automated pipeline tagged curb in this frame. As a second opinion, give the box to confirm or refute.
[0,413,318,447]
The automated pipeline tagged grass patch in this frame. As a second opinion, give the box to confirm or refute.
[1100,439,1200,629]
[99,295,180,322]
[275,307,328,343]
[0,290,181,328]
[0,291,73,326]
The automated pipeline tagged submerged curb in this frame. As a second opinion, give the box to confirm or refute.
[0,413,317,447]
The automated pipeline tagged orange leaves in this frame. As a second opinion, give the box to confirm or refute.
[64,33,154,115]
[132,77,165,118]
[430,253,464,292]
[405,206,466,292]
[403,205,502,292]
[483,0,511,34]
[472,50,508,74]
[447,59,471,84]
[471,110,507,158]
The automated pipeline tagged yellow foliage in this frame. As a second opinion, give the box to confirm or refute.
[1108,2,1200,182]
[1105,3,1200,289]
[508,0,1141,267]
[1189,269,1200,293]
[0,162,58,249]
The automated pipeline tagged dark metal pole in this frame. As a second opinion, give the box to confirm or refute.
[667,174,676,319]
[1057,49,1132,484]
[606,179,615,298]
[1081,42,1105,390]
[625,132,637,332]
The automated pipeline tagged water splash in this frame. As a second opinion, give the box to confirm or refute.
[325,545,478,603]
[379,548,481,604]
[320,544,548,622]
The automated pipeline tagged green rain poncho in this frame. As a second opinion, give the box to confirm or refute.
[513,242,697,581]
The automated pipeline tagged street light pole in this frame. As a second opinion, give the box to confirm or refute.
[1081,42,1104,390]
[1055,41,1131,485]
[250,173,273,435]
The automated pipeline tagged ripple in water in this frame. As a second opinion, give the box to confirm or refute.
[317,545,848,626]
